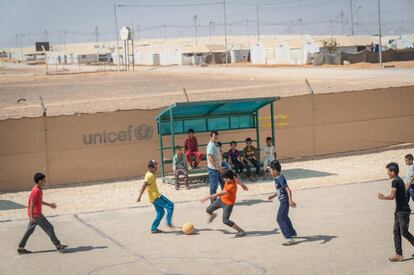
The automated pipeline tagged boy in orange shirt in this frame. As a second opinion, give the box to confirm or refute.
[201,170,248,237]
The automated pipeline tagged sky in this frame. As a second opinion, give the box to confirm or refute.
[1,0,413,48]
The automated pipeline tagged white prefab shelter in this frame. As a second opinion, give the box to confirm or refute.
[250,43,267,64]
[389,35,413,49]
[133,45,160,65]
[274,41,290,64]
[159,47,182,65]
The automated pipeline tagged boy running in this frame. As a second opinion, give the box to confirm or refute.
[404,154,414,204]
[17,173,66,254]
[137,160,174,233]
[378,162,414,262]
[201,170,248,237]
[268,160,297,246]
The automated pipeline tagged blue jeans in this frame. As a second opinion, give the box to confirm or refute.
[277,201,296,239]
[151,195,174,232]
[408,185,414,203]
[208,168,224,200]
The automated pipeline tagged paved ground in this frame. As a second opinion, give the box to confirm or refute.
[1,180,414,275]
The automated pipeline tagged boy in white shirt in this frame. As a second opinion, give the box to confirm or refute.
[263,137,277,179]
[404,154,414,204]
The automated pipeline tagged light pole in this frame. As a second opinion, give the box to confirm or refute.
[223,1,228,64]
[377,0,383,68]
[113,3,120,72]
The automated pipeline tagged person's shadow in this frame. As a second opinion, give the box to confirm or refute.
[292,235,337,245]
[31,245,108,254]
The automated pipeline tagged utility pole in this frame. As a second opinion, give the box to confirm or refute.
[194,14,198,45]
[246,19,250,42]
[44,30,48,41]
[330,18,333,38]
[341,10,344,35]
[163,24,166,39]
[299,18,303,36]
[209,21,214,42]
[113,3,120,72]
[377,0,383,68]
[95,27,99,43]
[223,1,228,64]
[136,24,140,41]
[256,5,261,42]
[350,0,354,35]
[400,20,404,35]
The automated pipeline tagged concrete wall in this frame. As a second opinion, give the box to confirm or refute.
[1,86,413,192]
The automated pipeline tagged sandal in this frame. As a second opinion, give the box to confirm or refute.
[235,231,247,238]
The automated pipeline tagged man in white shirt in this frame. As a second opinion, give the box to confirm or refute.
[404,154,414,204]
[207,131,224,201]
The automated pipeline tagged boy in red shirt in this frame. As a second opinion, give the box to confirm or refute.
[184,129,203,168]
[201,170,248,237]
[17,173,66,254]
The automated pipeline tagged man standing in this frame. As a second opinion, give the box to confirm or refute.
[206,131,224,202]
[404,154,414,204]
[378,162,414,262]
[184,129,203,168]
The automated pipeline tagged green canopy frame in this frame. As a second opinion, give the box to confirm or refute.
[156,97,280,179]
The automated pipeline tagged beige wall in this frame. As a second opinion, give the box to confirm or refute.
[1,86,413,192]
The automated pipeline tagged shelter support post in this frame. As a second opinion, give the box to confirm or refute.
[170,108,175,159]
[255,112,260,160]
[270,102,275,147]
[158,122,165,179]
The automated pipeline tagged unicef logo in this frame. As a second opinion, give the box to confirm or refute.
[134,124,154,140]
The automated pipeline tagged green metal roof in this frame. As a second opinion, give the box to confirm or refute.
[156,97,279,121]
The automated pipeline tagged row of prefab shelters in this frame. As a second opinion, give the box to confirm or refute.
[2,34,414,66]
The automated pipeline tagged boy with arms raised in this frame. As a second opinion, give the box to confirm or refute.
[137,160,174,233]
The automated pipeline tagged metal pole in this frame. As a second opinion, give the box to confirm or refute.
[270,102,275,150]
[40,96,50,178]
[255,112,260,160]
[95,26,99,43]
[377,0,383,68]
[256,5,260,42]
[44,30,48,41]
[350,0,354,35]
[194,14,198,45]
[158,122,165,180]
[246,19,250,42]
[169,108,175,159]
[341,10,344,35]
[113,3,120,72]
[223,1,228,64]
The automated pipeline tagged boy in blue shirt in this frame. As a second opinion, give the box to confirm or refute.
[268,160,297,246]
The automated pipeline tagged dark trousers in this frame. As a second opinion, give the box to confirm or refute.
[393,211,414,256]
[231,159,245,174]
[244,158,261,176]
[206,198,235,227]
[18,215,60,248]
[277,201,296,239]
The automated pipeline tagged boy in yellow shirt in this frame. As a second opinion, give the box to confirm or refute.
[137,160,174,233]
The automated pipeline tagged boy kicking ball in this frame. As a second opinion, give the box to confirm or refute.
[378,162,414,262]
[17,173,66,254]
[267,160,297,246]
[201,170,248,238]
[137,160,175,233]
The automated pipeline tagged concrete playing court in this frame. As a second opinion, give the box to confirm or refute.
[1,180,413,275]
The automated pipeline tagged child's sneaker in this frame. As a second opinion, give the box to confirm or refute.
[388,255,404,262]
[151,229,164,234]
[282,238,296,246]
[208,213,217,223]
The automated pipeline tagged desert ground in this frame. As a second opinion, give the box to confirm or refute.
[1,62,414,119]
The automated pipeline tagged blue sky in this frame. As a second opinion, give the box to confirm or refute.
[1,0,413,48]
